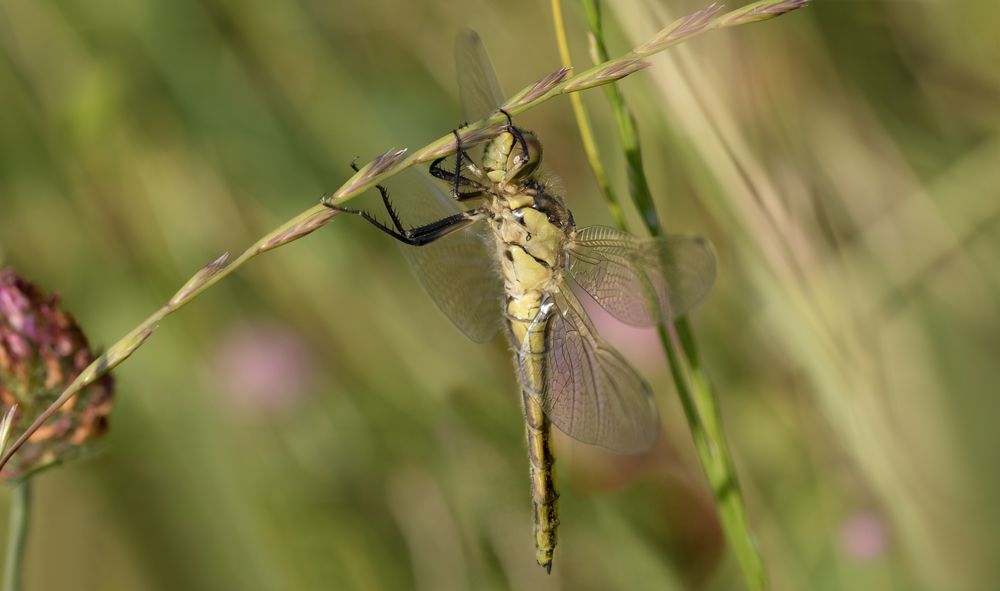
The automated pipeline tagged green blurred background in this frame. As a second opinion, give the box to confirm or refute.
[1,0,998,589]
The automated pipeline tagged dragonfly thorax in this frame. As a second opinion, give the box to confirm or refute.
[491,184,571,325]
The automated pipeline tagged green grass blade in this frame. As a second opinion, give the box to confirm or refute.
[558,1,802,588]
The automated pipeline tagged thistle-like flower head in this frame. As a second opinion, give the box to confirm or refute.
[0,268,113,481]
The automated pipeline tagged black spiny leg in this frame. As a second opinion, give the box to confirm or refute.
[327,161,483,246]
[350,160,406,233]
[499,109,530,167]
[326,201,482,246]
[430,128,486,200]
[448,127,465,199]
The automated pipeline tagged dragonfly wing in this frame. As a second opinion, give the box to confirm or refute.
[389,170,503,343]
[455,29,506,122]
[568,225,716,327]
[521,291,660,453]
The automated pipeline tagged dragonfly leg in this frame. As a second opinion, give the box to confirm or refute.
[448,128,466,199]
[350,159,406,233]
[499,108,531,167]
[430,128,487,200]
[429,159,484,200]
[325,198,483,247]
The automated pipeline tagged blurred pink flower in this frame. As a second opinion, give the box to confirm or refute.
[839,511,888,561]
[575,287,664,370]
[213,322,315,413]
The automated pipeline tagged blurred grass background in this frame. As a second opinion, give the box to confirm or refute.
[1,0,997,589]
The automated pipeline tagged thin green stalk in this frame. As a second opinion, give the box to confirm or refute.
[3,480,32,591]
[549,0,625,227]
[574,0,770,588]
[0,0,808,474]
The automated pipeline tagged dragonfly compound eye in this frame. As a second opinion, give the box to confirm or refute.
[509,133,543,181]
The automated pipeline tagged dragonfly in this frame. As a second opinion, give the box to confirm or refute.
[326,30,716,572]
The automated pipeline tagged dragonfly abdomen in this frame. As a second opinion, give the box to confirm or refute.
[509,304,560,572]
[523,388,559,572]
[492,191,570,571]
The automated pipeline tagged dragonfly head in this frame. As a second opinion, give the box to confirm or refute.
[506,131,542,182]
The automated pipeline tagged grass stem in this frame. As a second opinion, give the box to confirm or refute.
[549,0,625,228]
[567,1,770,588]
[2,480,32,591]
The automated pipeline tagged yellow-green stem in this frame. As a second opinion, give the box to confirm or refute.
[550,0,625,227]
[574,0,769,588]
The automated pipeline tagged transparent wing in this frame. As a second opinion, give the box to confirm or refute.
[388,170,503,343]
[567,226,716,327]
[455,29,506,122]
[519,291,660,453]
